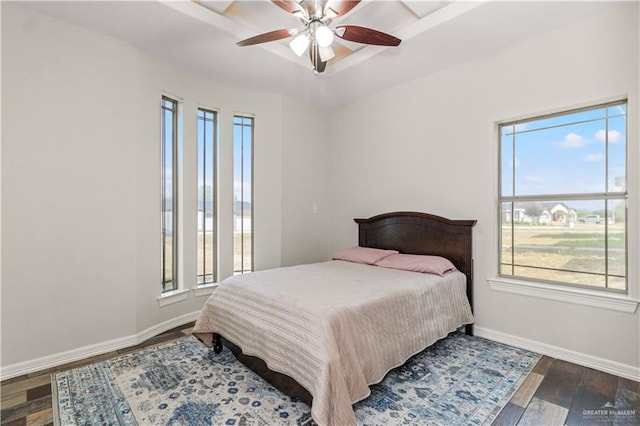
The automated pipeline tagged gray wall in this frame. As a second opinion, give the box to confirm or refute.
[1,3,327,371]
[326,3,639,374]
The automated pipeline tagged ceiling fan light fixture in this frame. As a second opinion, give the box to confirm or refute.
[315,25,334,47]
[318,45,335,62]
[289,33,309,56]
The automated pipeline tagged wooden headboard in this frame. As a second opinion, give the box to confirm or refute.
[355,211,477,333]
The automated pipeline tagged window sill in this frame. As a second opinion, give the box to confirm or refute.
[157,289,189,307]
[193,283,218,297]
[487,277,639,313]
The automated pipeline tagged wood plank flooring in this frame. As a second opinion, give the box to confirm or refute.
[1,324,638,425]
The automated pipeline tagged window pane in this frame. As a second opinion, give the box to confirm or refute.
[513,116,607,196]
[234,116,253,274]
[607,115,626,192]
[499,100,627,292]
[163,223,173,291]
[500,201,514,275]
[161,97,178,292]
[501,127,514,197]
[162,99,174,110]
[499,199,629,289]
[607,102,626,118]
[607,199,626,290]
[506,107,606,136]
[197,109,216,285]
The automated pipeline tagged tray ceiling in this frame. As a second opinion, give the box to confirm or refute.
[11,1,615,108]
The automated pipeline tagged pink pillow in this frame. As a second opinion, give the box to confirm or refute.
[333,246,398,265]
[374,253,457,276]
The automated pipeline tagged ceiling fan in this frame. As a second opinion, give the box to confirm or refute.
[236,0,401,74]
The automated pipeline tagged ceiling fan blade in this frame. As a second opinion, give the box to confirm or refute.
[237,29,294,47]
[309,40,327,73]
[325,0,360,17]
[335,25,401,46]
[272,0,302,14]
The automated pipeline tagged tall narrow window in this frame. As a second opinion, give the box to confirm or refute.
[233,116,254,274]
[161,96,178,292]
[499,100,627,292]
[197,108,217,285]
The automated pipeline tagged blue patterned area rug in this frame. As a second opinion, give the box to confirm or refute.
[52,332,539,425]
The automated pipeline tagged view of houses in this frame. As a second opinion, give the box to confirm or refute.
[503,202,622,225]
[503,202,577,224]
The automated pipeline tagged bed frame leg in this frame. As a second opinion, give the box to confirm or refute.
[212,333,223,354]
[465,324,474,336]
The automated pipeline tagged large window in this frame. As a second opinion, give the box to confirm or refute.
[499,100,627,292]
[161,97,179,292]
[233,116,253,274]
[197,108,217,285]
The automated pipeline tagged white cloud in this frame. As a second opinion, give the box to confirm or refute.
[595,129,622,143]
[525,175,543,182]
[562,132,585,148]
[584,153,604,162]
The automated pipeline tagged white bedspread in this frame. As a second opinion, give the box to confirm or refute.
[193,260,474,426]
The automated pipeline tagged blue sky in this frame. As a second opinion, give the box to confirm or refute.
[192,113,252,212]
[233,117,253,208]
[197,109,216,202]
[501,103,626,198]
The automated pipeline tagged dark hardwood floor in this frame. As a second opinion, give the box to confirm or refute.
[493,356,639,425]
[1,324,638,425]
[0,323,195,426]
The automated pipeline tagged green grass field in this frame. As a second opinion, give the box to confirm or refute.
[187,224,626,291]
[501,223,626,290]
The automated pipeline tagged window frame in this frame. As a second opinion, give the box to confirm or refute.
[497,99,628,294]
[161,96,179,293]
[233,115,254,275]
[197,107,218,286]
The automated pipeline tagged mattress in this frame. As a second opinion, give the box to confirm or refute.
[193,260,474,426]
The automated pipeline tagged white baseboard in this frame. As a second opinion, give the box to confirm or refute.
[0,311,200,381]
[475,326,640,381]
[4,319,637,382]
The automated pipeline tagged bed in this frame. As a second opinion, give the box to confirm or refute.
[192,211,476,426]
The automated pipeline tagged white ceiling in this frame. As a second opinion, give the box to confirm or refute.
[15,0,614,108]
